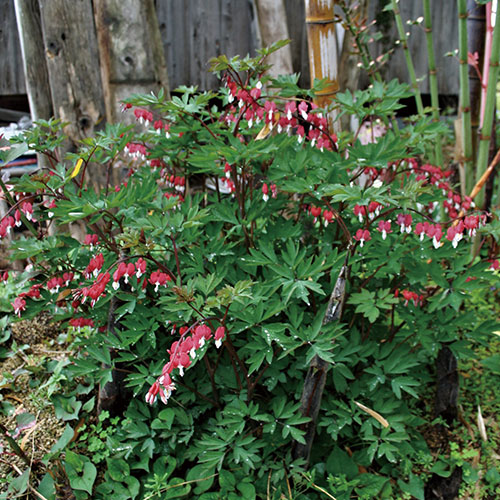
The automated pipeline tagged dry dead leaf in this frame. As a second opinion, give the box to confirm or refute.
[354,401,390,428]
[477,405,487,442]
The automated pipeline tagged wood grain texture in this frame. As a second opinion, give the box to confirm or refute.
[13,0,53,120]
[156,0,254,91]
[284,0,309,87]
[5,0,460,97]
[94,0,169,123]
[255,0,293,76]
[38,0,105,142]
[1,0,26,95]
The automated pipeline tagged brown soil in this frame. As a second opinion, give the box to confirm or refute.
[0,313,68,495]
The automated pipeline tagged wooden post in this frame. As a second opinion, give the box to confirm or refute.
[38,0,106,188]
[304,0,340,132]
[13,0,53,122]
[254,0,293,77]
[93,0,170,125]
[14,0,53,178]
[38,0,105,140]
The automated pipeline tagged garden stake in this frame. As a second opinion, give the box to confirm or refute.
[452,146,500,227]
[475,2,500,208]
[293,262,348,463]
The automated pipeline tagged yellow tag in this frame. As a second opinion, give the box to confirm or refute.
[70,158,83,178]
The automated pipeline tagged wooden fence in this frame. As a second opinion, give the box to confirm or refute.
[2,0,459,101]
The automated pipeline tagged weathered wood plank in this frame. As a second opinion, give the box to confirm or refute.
[255,0,293,76]
[94,0,170,123]
[38,0,105,142]
[157,0,189,91]
[284,0,309,87]
[1,0,26,95]
[13,0,53,121]
[156,0,255,91]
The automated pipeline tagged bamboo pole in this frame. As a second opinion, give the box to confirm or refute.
[480,2,494,128]
[475,4,500,208]
[391,0,424,117]
[458,0,474,194]
[423,0,443,167]
[304,0,340,133]
[467,0,486,163]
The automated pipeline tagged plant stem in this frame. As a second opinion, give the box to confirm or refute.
[458,0,474,193]
[475,4,500,208]
[0,422,32,467]
[340,1,401,134]
[423,0,443,167]
[391,0,425,117]
[0,180,39,237]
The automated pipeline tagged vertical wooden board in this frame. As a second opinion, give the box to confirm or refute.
[0,0,26,95]
[255,0,293,76]
[38,0,105,142]
[221,0,254,60]
[95,0,157,83]
[285,0,309,86]
[201,0,221,89]
[14,0,53,120]
[156,0,190,90]
[185,0,222,90]
[427,0,459,95]
[188,0,207,89]
[94,0,169,122]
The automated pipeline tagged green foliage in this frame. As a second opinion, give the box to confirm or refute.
[0,32,498,500]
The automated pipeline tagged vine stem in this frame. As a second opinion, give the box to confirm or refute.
[339,0,400,134]
[0,422,32,467]
[0,179,38,237]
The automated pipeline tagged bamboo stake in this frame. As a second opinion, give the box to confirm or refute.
[423,0,443,167]
[458,0,474,193]
[470,147,500,200]
[452,147,500,226]
[304,0,340,133]
[391,0,425,117]
[475,5,500,208]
